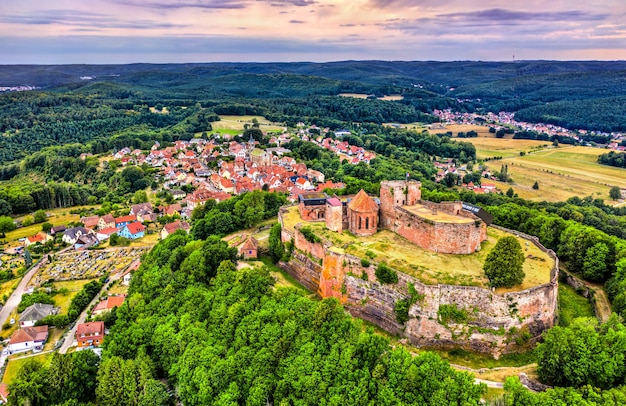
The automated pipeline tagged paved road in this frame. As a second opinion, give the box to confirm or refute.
[0,257,49,334]
[59,267,125,354]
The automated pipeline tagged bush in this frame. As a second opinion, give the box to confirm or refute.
[375,263,398,284]
[438,304,468,325]
[360,258,371,268]
[299,226,320,244]
[395,299,410,324]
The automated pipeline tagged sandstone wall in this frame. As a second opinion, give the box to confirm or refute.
[389,206,485,254]
[280,209,558,357]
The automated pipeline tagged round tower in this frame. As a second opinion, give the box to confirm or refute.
[347,190,378,236]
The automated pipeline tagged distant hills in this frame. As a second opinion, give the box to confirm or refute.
[1,60,626,134]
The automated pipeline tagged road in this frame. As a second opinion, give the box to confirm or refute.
[475,378,503,389]
[0,257,49,334]
[59,267,125,354]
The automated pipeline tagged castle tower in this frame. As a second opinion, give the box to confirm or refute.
[347,190,378,236]
[325,197,343,232]
[379,180,421,228]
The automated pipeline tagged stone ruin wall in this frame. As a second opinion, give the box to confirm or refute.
[389,207,486,254]
[279,211,558,357]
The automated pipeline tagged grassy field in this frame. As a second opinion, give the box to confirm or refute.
[2,351,53,385]
[283,206,553,291]
[0,279,19,302]
[211,115,285,134]
[3,206,98,243]
[51,279,93,315]
[433,125,626,201]
[558,283,596,327]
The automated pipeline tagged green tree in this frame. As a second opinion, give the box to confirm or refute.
[132,190,148,204]
[0,215,16,233]
[41,221,53,233]
[34,209,47,223]
[506,187,515,198]
[582,242,610,281]
[532,181,539,190]
[268,223,284,263]
[484,236,525,287]
[610,186,622,200]
[24,248,33,268]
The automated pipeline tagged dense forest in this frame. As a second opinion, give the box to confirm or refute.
[598,151,626,168]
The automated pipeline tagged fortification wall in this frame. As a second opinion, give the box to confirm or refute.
[389,207,486,254]
[281,215,558,357]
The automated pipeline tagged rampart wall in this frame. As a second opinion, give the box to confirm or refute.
[279,212,558,357]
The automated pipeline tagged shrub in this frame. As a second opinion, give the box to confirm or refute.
[360,258,371,268]
[299,226,320,244]
[438,304,468,325]
[395,298,410,324]
[375,263,398,284]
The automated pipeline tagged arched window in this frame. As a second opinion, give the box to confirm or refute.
[365,217,369,229]
[358,216,362,229]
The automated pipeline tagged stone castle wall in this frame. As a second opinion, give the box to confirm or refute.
[280,216,558,357]
[379,180,486,254]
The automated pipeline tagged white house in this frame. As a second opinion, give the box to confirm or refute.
[8,326,48,354]
[62,227,89,245]
[20,303,57,327]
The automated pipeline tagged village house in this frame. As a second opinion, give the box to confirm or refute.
[114,214,136,228]
[75,234,99,250]
[76,321,105,348]
[62,227,89,245]
[20,303,58,327]
[80,215,100,230]
[98,214,115,231]
[50,225,67,236]
[8,325,48,354]
[160,220,191,240]
[118,222,145,240]
[96,227,119,241]
[24,232,52,247]
[92,296,126,316]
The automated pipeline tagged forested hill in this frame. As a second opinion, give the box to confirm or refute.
[2,60,626,132]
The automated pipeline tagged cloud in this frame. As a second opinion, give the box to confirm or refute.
[267,0,316,6]
[441,8,608,23]
[289,19,305,23]
[113,0,247,9]
[368,0,450,9]
[0,9,189,29]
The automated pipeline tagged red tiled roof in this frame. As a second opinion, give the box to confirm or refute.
[98,227,119,235]
[241,235,257,251]
[27,233,46,243]
[348,190,378,213]
[76,321,104,336]
[93,296,125,313]
[115,214,137,224]
[10,325,48,344]
[125,222,145,235]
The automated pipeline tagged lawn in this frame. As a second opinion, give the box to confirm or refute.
[2,351,53,385]
[284,206,554,291]
[558,283,596,327]
[50,279,93,315]
[211,115,285,133]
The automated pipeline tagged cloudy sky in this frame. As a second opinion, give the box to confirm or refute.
[1,0,625,64]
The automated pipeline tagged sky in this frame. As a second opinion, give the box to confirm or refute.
[1,0,625,64]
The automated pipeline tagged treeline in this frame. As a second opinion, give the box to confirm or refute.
[191,190,287,240]
[100,231,485,405]
[598,151,626,168]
